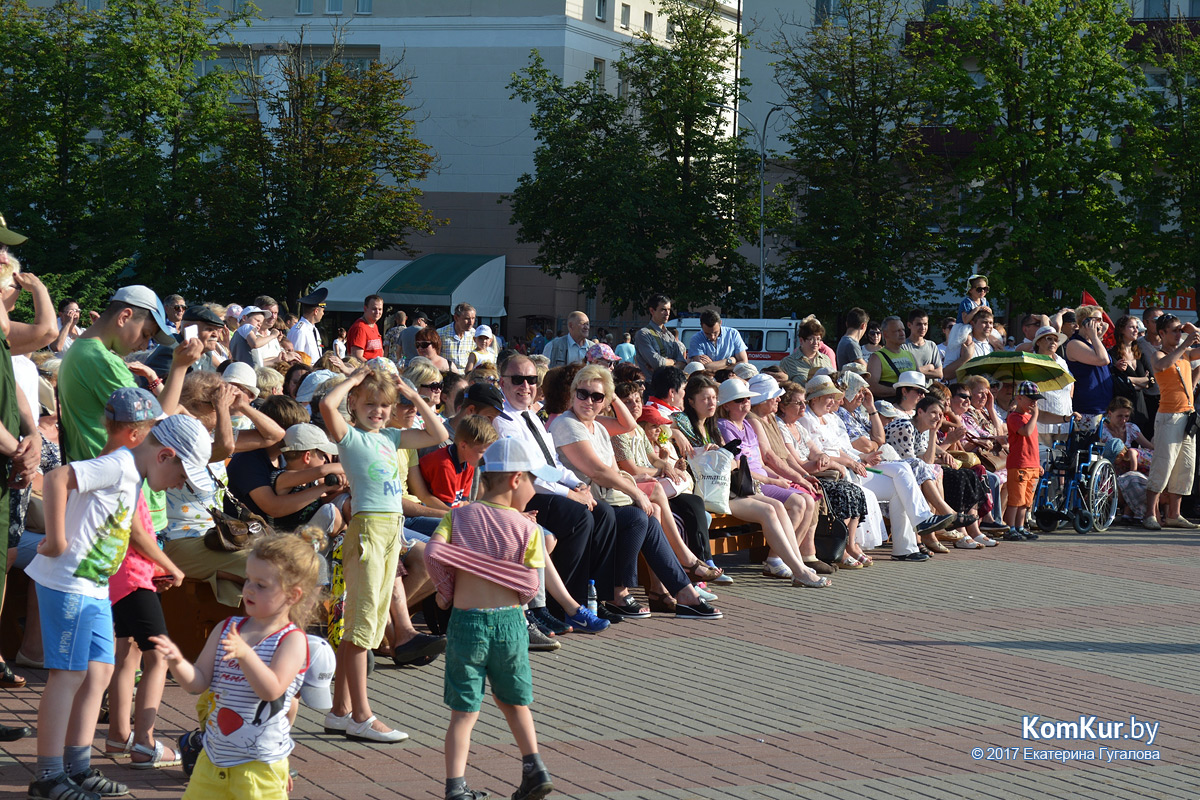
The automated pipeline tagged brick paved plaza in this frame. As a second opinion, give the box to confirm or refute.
[4,523,1199,799]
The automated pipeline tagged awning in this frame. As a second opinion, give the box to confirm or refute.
[317,254,507,316]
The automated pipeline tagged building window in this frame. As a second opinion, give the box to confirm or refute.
[1143,0,1170,15]
[593,59,606,92]
[356,0,371,12]
[84,0,104,10]
[595,0,607,21]
[1190,0,1200,17]
[666,19,675,42]
[617,70,628,98]
[326,0,342,14]
[620,3,630,28]
[644,11,653,32]
[297,0,312,12]
[923,0,946,16]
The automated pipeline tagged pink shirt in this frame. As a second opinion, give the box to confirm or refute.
[108,488,157,604]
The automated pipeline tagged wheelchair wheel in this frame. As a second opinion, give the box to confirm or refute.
[1033,477,1063,532]
[1035,510,1063,532]
[1087,458,1119,531]
[1072,509,1093,535]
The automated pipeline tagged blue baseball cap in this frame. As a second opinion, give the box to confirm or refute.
[110,285,175,346]
[105,387,162,422]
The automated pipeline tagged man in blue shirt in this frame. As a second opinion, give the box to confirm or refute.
[686,310,748,372]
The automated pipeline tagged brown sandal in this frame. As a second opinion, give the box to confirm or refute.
[684,560,723,583]
[922,537,950,554]
[646,590,677,614]
[0,661,26,689]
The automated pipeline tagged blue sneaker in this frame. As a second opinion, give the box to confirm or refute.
[565,605,611,634]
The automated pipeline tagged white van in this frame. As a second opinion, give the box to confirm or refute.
[667,318,801,368]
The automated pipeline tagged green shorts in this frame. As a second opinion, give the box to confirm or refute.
[443,605,532,712]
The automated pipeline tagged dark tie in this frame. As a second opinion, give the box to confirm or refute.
[523,411,555,466]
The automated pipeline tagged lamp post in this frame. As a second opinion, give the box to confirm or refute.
[709,101,783,318]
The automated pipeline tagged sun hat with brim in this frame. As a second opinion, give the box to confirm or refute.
[586,342,619,364]
[804,374,845,402]
[281,423,338,455]
[1033,325,1067,348]
[110,285,175,346]
[0,213,27,246]
[222,362,258,394]
[748,374,785,405]
[296,369,337,405]
[637,406,672,426]
[717,378,754,406]
[682,361,706,376]
[841,361,867,374]
[37,376,56,416]
[893,370,928,392]
[732,362,759,381]
[873,400,904,419]
[151,415,214,494]
[479,437,561,484]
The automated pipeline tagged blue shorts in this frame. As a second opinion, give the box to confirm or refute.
[36,584,115,671]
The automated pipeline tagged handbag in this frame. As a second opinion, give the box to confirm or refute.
[813,494,849,565]
[203,468,275,552]
[731,454,756,498]
[687,447,734,515]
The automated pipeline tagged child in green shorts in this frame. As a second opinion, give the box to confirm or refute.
[424,437,558,800]
[319,367,447,743]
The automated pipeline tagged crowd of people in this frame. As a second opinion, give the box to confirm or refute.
[2,211,1198,800]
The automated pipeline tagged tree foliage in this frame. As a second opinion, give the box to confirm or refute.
[508,0,759,314]
[768,0,941,322]
[910,0,1149,311]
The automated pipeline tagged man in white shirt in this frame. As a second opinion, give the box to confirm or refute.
[287,288,327,364]
[493,353,619,623]
[542,311,595,368]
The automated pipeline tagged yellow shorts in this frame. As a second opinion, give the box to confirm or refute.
[183,752,288,800]
[342,513,403,649]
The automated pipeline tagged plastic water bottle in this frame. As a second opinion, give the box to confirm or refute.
[586,580,598,615]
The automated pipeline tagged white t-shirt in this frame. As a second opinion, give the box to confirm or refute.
[25,448,142,599]
[13,354,38,418]
[548,411,631,506]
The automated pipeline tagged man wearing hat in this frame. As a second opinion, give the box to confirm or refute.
[142,304,229,378]
[287,287,328,364]
[58,286,204,462]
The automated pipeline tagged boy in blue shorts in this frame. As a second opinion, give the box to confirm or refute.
[425,438,558,800]
[24,412,212,800]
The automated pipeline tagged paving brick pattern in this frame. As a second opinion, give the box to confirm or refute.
[3,523,1199,799]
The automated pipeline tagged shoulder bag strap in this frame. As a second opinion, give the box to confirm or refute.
[877,349,900,385]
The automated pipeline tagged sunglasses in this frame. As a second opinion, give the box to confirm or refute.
[575,388,607,404]
[416,341,434,349]
[171,304,186,311]
[422,382,443,392]
[974,286,990,293]
[954,394,970,400]
[506,374,538,385]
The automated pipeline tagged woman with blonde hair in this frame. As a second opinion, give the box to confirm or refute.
[1064,304,1113,432]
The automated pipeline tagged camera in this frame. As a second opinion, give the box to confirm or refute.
[324,474,341,487]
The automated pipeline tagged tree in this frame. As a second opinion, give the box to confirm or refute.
[508,0,760,314]
[910,0,1149,310]
[0,0,247,309]
[1121,19,1200,305]
[768,0,941,322]
[190,34,439,306]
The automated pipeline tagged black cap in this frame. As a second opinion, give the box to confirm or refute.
[461,383,511,419]
[298,287,328,307]
[182,305,225,326]
[412,311,430,324]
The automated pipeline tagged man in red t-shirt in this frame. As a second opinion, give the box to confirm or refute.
[1004,380,1042,540]
[347,294,385,359]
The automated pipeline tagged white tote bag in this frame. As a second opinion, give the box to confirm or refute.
[688,447,734,515]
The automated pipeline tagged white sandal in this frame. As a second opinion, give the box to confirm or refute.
[103,733,135,759]
[131,740,182,769]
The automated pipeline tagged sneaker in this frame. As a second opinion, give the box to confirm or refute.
[27,773,99,800]
[69,769,127,798]
[564,605,610,634]
[446,787,491,800]
[761,559,793,580]
[675,600,723,620]
[178,730,204,777]
[1143,516,1162,531]
[707,560,734,585]
[344,715,409,743]
[916,513,956,534]
[594,606,624,625]
[526,621,561,652]
[527,606,572,636]
[694,584,718,602]
[1019,528,1039,540]
[1002,528,1026,541]
[323,710,352,734]
[1164,516,1200,530]
[391,633,447,667]
[512,765,554,800]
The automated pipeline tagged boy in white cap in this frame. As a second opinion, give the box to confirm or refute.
[25,411,211,800]
[424,437,557,800]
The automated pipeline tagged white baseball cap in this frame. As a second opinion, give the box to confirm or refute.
[474,324,494,341]
[239,305,265,322]
[222,362,258,394]
[299,635,335,712]
[479,438,560,483]
[151,415,213,493]
[110,285,175,346]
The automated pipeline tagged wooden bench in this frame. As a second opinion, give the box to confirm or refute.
[160,578,242,662]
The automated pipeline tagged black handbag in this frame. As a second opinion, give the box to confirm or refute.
[814,494,849,564]
[723,439,756,497]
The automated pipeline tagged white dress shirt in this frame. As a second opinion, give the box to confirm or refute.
[493,401,585,496]
[287,317,322,363]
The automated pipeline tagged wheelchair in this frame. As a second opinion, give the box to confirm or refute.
[1030,418,1119,534]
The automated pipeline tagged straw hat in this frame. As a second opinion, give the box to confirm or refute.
[804,374,845,402]
[1033,325,1067,348]
[732,362,759,381]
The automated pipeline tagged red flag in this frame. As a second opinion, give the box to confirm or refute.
[1081,291,1116,349]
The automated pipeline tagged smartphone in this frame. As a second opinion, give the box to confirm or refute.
[184,325,199,341]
